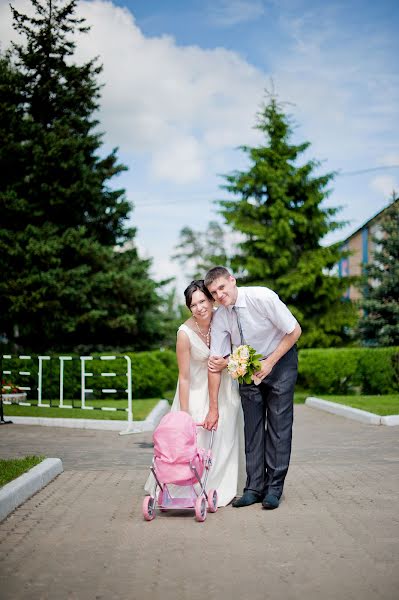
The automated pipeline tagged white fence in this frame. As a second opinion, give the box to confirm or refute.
[0,354,134,434]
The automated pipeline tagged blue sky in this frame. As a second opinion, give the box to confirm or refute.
[1,0,398,292]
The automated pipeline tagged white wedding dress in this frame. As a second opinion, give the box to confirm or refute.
[145,324,244,507]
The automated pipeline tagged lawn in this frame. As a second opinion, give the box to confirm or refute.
[2,398,160,421]
[164,390,310,404]
[0,456,44,487]
[165,389,399,415]
[313,394,399,416]
[3,392,398,421]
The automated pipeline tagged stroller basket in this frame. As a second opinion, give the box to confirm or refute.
[142,411,218,522]
[154,452,205,486]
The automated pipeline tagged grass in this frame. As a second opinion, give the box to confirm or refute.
[313,394,399,416]
[3,391,398,420]
[0,456,44,488]
[294,391,308,404]
[292,389,399,415]
[3,398,160,421]
[166,388,398,415]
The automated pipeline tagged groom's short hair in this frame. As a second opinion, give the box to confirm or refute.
[204,266,232,288]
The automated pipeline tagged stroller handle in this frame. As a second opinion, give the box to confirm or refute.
[195,424,216,451]
[195,423,216,431]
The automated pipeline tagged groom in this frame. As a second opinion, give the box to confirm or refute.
[204,267,301,510]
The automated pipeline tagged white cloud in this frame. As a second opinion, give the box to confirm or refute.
[0,0,33,49]
[150,136,205,183]
[0,0,265,185]
[370,175,398,198]
[73,1,265,184]
[207,0,266,26]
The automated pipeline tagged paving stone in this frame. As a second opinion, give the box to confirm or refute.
[0,406,398,599]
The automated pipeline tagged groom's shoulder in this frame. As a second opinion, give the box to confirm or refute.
[241,285,276,299]
[212,305,228,323]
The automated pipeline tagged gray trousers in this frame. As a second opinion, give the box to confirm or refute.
[239,345,298,499]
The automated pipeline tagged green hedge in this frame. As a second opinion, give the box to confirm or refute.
[298,347,399,394]
[129,350,178,398]
[1,350,178,400]
[3,346,398,401]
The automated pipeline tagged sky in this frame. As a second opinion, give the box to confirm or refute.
[1,0,399,295]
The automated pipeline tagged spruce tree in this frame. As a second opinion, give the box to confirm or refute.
[358,197,399,346]
[0,0,161,352]
[218,95,357,347]
[172,221,231,280]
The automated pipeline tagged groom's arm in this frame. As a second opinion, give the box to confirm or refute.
[254,322,301,381]
[208,307,231,373]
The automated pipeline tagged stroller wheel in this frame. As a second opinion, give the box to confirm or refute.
[195,496,207,522]
[207,489,218,513]
[143,496,156,521]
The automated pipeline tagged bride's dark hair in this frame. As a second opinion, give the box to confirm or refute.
[184,280,213,309]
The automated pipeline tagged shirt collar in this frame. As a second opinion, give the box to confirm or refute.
[233,287,246,308]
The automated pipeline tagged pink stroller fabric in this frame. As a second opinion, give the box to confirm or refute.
[153,411,205,485]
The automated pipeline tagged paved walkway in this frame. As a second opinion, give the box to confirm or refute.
[0,406,398,600]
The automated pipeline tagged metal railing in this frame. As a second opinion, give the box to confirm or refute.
[0,354,134,434]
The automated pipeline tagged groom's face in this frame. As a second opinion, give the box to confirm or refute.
[207,275,238,307]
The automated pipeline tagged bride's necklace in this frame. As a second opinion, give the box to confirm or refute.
[194,319,211,347]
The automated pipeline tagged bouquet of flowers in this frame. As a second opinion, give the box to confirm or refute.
[227,345,263,385]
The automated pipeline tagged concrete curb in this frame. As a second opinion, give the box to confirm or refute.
[119,399,170,434]
[380,414,399,426]
[145,399,170,427]
[5,399,171,433]
[305,397,399,426]
[0,458,63,522]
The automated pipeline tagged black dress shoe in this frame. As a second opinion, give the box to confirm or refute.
[232,491,262,508]
[262,493,280,509]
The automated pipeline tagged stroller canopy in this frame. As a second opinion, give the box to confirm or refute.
[153,411,198,464]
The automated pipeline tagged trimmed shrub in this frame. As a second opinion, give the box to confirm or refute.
[298,347,399,394]
[1,350,178,401]
[298,348,361,394]
[152,350,179,383]
[358,348,399,394]
[127,350,177,399]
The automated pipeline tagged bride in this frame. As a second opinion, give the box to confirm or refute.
[145,279,243,507]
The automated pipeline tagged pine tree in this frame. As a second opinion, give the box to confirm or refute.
[358,197,399,346]
[0,0,162,352]
[172,221,232,280]
[218,94,357,347]
[0,53,28,344]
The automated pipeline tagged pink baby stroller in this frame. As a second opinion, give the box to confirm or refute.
[142,411,218,522]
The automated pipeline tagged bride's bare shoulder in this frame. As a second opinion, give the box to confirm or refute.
[181,318,195,331]
[177,319,194,338]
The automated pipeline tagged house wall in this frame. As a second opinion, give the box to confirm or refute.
[338,198,397,301]
[346,230,364,300]
[340,220,384,300]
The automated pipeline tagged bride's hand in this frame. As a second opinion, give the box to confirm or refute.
[203,408,219,431]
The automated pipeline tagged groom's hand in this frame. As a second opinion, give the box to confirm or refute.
[208,355,228,373]
[254,358,274,382]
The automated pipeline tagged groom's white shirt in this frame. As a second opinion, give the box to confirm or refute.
[210,286,297,358]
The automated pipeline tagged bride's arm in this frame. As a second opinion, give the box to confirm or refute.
[176,330,190,412]
[203,370,220,430]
